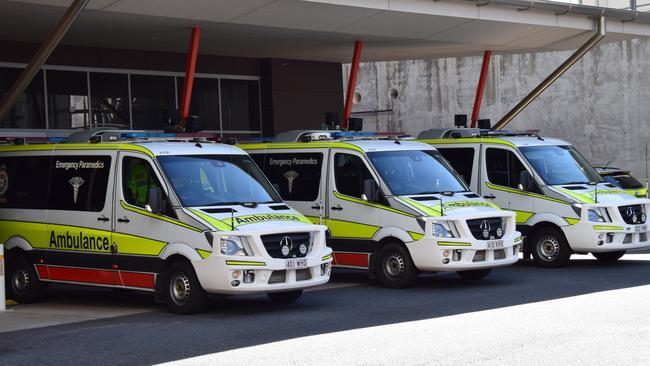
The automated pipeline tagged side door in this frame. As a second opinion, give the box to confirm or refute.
[46,151,117,286]
[482,146,535,227]
[327,149,381,268]
[113,152,170,290]
[251,150,327,224]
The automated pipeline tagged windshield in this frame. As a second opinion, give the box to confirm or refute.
[157,154,281,207]
[367,150,468,196]
[519,145,603,186]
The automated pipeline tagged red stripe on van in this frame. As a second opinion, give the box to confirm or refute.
[120,272,155,289]
[48,266,115,285]
[35,264,50,280]
[333,252,368,268]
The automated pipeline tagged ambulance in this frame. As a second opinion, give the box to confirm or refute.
[419,128,650,267]
[241,130,520,288]
[0,130,332,314]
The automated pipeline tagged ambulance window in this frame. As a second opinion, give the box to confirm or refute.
[0,156,50,209]
[254,152,323,202]
[49,155,112,211]
[334,153,375,199]
[485,148,528,189]
[436,148,474,185]
[122,157,164,209]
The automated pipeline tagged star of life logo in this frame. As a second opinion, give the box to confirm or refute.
[283,170,299,194]
[69,176,85,204]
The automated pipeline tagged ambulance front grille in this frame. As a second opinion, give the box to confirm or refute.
[618,204,645,225]
[260,233,311,258]
[466,217,504,240]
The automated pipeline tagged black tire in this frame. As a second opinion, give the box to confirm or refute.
[267,290,303,303]
[457,269,492,281]
[530,227,572,268]
[6,254,45,304]
[593,251,626,262]
[164,261,206,314]
[376,242,418,289]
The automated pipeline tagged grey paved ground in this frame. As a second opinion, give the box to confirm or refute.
[1,255,650,366]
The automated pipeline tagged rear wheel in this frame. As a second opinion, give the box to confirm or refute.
[457,269,491,281]
[6,254,44,304]
[164,261,206,314]
[267,290,303,303]
[376,243,418,289]
[530,227,572,268]
[593,251,626,262]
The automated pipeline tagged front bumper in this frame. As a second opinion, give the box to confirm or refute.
[193,247,333,295]
[563,200,650,253]
[407,214,520,272]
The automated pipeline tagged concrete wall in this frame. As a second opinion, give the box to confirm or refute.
[343,37,650,179]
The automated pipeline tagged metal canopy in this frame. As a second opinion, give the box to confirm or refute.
[1,0,650,62]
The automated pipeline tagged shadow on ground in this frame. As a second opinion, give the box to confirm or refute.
[1,257,650,365]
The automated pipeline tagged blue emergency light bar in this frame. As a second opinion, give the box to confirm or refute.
[120,132,177,138]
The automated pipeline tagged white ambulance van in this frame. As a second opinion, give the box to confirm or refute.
[420,128,650,267]
[0,130,332,313]
[241,131,520,288]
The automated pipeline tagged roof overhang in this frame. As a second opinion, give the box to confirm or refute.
[2,0,650,62]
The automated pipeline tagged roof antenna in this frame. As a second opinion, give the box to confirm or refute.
[231,208,235,231]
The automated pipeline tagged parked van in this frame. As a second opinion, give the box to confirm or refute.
[0,130,332,313]
[241,130,520,288]
[420,128,650,267]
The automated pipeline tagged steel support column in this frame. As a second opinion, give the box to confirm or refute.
[180,26,201,127]
[343,40,363,130]
[470,50,492,128]
[0,0,89,122]
[493,16,606,131]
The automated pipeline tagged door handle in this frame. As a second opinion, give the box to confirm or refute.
[331,205,343,211]
[117,217,130,223]
[311,205,321,210]
[483,194,496,199]
[97,216,110,222]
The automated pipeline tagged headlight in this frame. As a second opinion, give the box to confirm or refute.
[587,208,607,223]
[433,222,455,238]
[571,203,583,216]
[220,236,252,256]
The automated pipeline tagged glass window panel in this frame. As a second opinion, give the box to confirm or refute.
[220,79,260,132]
[176,77,220,130]
[0,67,46,129]
[90,72,129,128]
[131,74,176,130]
[47,70,89,129]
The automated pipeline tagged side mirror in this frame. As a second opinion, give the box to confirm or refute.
[146,187,164,214]
[362,179,379,203]
[518,171,535,192]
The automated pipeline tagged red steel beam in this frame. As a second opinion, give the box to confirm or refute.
[180,26,201,127]
[342,40,363,130]
[470,50,492,128]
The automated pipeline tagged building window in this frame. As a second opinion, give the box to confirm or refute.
[90,72,129,127]
[131,75,176,130]
[0,67,46,129]
[47,70,89,129]
[220,79,260,132]
[177,77,220,131]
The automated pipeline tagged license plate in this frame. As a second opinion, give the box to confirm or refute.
[635,224,647,232]
[286,258,307,270]
[487,239,504,249]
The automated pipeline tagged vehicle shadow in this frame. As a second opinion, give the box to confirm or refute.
[2,256,649,366]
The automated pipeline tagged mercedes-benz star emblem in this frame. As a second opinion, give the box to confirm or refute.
[280,236,293,257]
[480,220,491,239]
[626,207,638,224]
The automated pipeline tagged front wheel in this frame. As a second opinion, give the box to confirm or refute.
[6,255,44,304]
[164,261,206,314]
[593,251,626,262]
[530,227,572,268]
[267,290,303,303]
[376,243,418,289]
[457,269,491,281]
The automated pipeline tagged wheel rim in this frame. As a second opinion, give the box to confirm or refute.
[384,252,405,278]
[537,235,560,262]
[170,271,191,306]
[12,269,30,294]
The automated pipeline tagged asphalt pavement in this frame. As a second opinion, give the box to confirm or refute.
[1,255,650,365]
